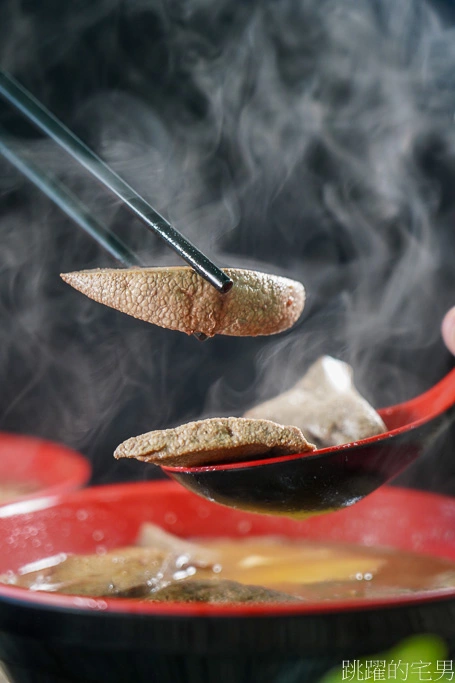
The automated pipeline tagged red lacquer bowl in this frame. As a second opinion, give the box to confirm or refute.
[0,432,91,505]
[0,481,455,683]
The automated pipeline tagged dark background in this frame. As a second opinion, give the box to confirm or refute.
[0,0,454,490]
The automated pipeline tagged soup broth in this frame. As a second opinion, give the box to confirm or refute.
[200,537,455,600]
[0,481,39,504]
[3,523,455,603]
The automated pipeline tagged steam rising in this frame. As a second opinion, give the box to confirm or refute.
[0,0,454,486]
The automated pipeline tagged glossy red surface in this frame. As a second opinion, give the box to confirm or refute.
[0,432,91,503]
[1,481,455,617]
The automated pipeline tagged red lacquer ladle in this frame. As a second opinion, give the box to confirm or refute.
[163,368,455,517]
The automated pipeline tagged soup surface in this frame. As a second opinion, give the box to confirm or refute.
[3,523,455,603]
[0,481,39,504]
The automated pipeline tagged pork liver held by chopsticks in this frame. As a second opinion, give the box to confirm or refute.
[60,266,305,337]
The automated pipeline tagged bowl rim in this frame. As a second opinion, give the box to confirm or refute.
[1,481,455,618]
[0,431,92,504]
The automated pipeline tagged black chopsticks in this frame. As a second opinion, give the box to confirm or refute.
[0,71,233,294]
[0,130,144,268]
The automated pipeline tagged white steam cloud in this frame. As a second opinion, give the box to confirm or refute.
[0,0,454,486]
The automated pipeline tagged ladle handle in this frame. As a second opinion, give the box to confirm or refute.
[380,367,455,429]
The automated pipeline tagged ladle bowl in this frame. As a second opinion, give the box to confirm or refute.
[163,367,455,517]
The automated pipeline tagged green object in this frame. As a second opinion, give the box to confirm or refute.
[319,634,449,682]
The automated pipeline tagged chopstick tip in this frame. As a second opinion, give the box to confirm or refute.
[220,278,233,294]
